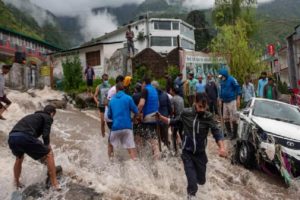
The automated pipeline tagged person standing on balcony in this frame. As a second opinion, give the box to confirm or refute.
[126,25,135,57]
[0,64,12,120]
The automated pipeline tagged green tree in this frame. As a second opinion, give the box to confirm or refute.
[62,54,82,91]
[210,19,265,83]
[186,10,212,51]
[213,0,258,36]
[167,65,180,81]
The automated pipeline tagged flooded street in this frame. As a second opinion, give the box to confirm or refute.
[0,89,299,200]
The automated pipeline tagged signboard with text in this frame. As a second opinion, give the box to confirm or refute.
[40,66,50,77]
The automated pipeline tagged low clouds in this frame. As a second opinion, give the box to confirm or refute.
[30,0,146,17]
[80,10,118,41]
[182,0,275,9]
[29,0,144,42]
[4,0,275,43]
[3,0,55,26]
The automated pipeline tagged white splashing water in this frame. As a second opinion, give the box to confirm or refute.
[0,88,299,200]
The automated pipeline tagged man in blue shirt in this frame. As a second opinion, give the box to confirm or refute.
[219,68,241,140]
[138,76,160,159]
[107,82,138,160]
[257,72,268,97]
[196,75,206,94]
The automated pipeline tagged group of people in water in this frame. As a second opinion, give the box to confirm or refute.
[6,62,294,199]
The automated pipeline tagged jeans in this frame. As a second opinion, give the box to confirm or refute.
[127,40,135,55]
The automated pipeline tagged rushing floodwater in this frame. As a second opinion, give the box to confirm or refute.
[0,88,299,200]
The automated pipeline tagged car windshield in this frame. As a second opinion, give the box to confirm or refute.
[252,100,300,126]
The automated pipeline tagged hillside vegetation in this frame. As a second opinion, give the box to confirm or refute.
[0,0,70,49]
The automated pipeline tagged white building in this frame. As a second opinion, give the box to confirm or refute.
[90,17,195,54]
[51,17,196,79]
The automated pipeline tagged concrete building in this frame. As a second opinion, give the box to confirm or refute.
[52,17,196,79]
[0,26,61,89]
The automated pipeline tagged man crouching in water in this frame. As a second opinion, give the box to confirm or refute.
[157,93,227,200]
[8,105,60,190]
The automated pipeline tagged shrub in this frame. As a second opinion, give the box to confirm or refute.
[62,54,82,91]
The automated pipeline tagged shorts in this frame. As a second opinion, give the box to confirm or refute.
[109,129,135,149]
[0,95,12,108]
[98,106,105,113]
[133,124,143,136]
[8,132,50,160]
[140,123,157,140]
[87,79,93,87]
[223,100,238,121]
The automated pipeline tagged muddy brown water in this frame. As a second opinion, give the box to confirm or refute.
[1,91,299,200]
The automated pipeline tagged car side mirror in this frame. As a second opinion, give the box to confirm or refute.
[243,109,250,115]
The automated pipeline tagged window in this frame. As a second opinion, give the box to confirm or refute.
[172,37,178,46]
[86,51,100,67]
[172,22,179,30]
[180,23,194,39]
[154,21,171,30]
[151,37,172,46]
[181,38,195,50]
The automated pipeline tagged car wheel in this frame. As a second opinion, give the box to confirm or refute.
[238,141,256,169]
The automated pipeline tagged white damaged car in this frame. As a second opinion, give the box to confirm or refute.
[233,98,300,186]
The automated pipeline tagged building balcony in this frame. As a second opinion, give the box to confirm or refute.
[0,40,47,61]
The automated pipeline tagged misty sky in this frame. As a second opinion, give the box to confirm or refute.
[4,0,274,43]
[31,0,274,16]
